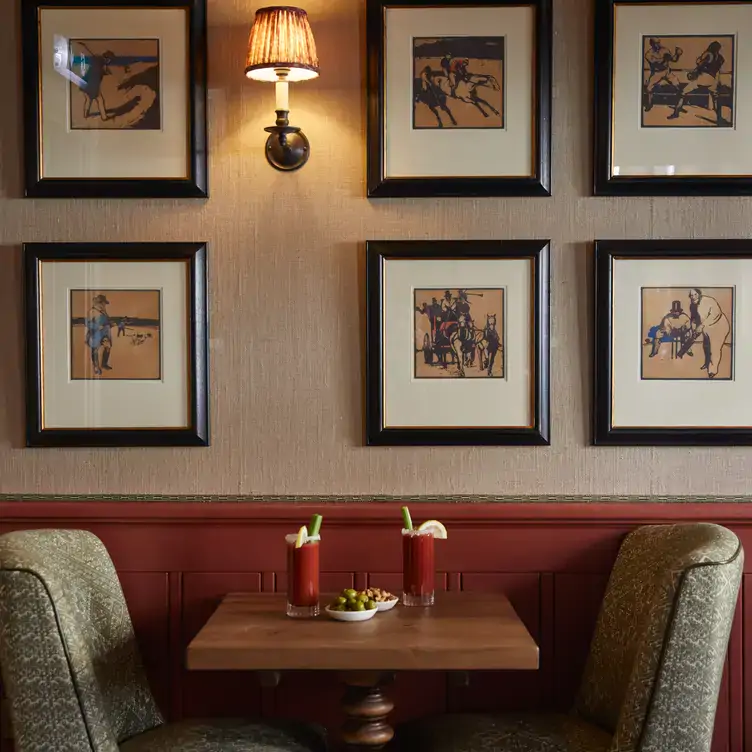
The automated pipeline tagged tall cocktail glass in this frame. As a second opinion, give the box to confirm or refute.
[285,533,320,618]
[402,529,435,607]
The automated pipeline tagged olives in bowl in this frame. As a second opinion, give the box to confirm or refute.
[325,588,378,622]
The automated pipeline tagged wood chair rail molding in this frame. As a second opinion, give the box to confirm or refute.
[0,497,750,752]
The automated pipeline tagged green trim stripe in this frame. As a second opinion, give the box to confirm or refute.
[0,494,750,504]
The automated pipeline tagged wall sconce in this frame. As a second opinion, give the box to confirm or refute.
[245,6,319,171]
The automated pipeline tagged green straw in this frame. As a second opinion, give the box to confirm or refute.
[401,506,413,530]
[308,513,323,537]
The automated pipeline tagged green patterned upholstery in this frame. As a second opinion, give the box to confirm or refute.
[120,719,326,751]
[397,713,611,752]
[0,530,326,752]
[398,523,743,752]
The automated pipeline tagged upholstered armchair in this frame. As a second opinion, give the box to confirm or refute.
[0,529,326,752]
[398,523,743,752]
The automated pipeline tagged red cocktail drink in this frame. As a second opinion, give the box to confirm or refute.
[285,534,320,618]
[402,530,435,606]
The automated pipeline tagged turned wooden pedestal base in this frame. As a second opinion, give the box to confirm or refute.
[340,671,395,750]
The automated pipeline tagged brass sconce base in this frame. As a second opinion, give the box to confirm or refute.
[264,110,310,172]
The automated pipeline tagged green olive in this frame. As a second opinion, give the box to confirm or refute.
[354,601,366,611]
[331,605,345,611]
[356,593,369,602]
[343,588,357,598]
[336,596,347,605]
[367,600,377,610]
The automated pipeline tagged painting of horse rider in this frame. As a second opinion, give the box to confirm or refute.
[641,286,733,380]
[70,289,162,380]
[415,288,504,378]
[413,36,504,129]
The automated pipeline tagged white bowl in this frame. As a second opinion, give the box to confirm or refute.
[376,597,399,611]
[324,605,378,622]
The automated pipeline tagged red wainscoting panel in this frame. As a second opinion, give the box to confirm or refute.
[181,573,263,719]
[552,573,609,710]
[0,501,750,752]
[450,573,543,713]
[118,573,172,715]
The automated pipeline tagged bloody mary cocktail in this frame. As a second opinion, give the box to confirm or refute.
[402,529,435,607]
[285,534,320,618]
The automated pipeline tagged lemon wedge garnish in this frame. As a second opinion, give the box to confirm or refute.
[294,525,309,548]
[417,520,448,539]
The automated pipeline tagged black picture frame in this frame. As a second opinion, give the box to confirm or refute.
[21,0,208,198]
[25,242,210,447]
[594,0,752,196]
[366,0,552,198]
[594,239,752,445]
[366,240,550,445]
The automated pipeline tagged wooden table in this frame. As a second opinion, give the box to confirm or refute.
[187,592,538,750]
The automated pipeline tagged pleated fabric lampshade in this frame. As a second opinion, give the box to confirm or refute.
[245,6,319,82]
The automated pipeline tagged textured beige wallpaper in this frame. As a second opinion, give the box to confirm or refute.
[1,0,751,497]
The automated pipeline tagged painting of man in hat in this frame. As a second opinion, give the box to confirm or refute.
[641,286,733,380]
[70,289,162,380]
[645,298,691,358]
[85,293,113,375]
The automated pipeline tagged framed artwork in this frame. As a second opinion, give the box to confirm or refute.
[595,0,752,195]
[366,240,550,445]
[366,0,552,198]
[594,239,752,445]
[21,0,208,198]
[25,242,209,447]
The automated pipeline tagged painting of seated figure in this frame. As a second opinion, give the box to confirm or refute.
[641,286,734,380]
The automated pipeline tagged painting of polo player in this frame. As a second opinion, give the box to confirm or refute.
[70,289,162,380]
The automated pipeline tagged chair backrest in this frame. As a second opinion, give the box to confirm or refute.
[0,529,164,752]
[574,523,743,752]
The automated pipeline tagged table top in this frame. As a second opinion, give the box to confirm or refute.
[187,592,539,671]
